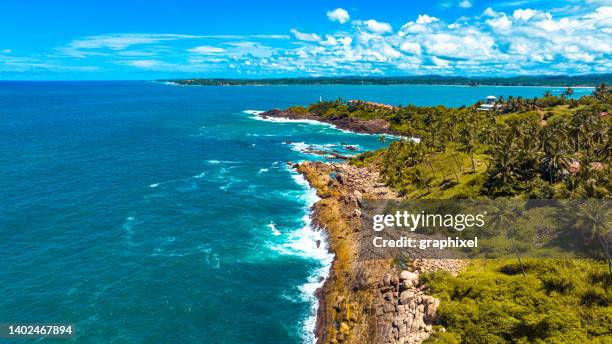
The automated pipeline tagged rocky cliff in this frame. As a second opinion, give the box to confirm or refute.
[296,161,464,344]
[261,109,400,136]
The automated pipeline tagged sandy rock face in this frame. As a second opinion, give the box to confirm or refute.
[296,161,464,344]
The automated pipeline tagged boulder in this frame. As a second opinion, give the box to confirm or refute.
[401,279,413,290]
[399,290,415,304]
[399,271,419,284]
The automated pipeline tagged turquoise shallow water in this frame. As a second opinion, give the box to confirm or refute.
[0,82,592,343]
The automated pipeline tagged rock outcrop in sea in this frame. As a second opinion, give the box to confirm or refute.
[260,109,400,136]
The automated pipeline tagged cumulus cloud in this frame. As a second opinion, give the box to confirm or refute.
[320,35,338,46]
[382,44,402,58]
[47,5,612,76]
[513,8,539,20]
[327,8,350,24]
[290,29,322,41]
[416,14,440,24]
[487,15,513,31]
[483,7,498,17]
[363,19,393,34]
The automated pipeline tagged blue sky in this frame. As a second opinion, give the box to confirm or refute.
[0,0,610,80]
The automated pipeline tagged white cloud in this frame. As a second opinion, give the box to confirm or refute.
[188,46,226,54]
[124,59,158,68]
[431,56,450,67]
[320,35,338,46]
[459,0,472,9]
[399,42,422,55]
[513,8,539,20]
[37,5,612,77]
[487,15,513,30]
[71,34,193,50]
[382,44,402,58]
[197,34,290,39]
[364,19,393,34]
[416,14,440,25]
[535,15,579,32]
[338,37,353,46]
[483,7,498,17]
[60,33,199,57]
[290,29,322,41]
[326,8,350,24]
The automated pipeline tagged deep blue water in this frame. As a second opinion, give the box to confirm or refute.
[0,82,593,343]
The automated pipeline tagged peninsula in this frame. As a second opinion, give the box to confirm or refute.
[270,84,611,343]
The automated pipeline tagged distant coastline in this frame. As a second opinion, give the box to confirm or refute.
[159,73,610,87]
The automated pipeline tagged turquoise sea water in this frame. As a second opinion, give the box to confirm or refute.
[0,82,592,343]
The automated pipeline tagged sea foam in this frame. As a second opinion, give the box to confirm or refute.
[244,110,409,141]
[284,169,334,343]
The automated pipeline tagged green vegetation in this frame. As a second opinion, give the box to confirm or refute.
[296,85,611,343]
[422,260,611,343]
[350,84,610,200]
[163,74,611,87]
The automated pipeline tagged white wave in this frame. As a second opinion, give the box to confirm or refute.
[193,172,207,179]
[267,222,282,236]
[300,260,332,343]
[207,159,241,164]
[286,142,348,160]
[253,115,338,130]
[287,142,310,154]
[243,110,265,115]
[219,182,233,191]
[244,109,413,142]
[279,169,334,343]
[257,168,269,174]
[149,183,159,188]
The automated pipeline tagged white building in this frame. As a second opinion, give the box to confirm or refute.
[479,96,498,111]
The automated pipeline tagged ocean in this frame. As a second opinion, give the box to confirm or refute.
[0,82,593,343]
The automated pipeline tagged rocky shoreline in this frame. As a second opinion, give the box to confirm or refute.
[295,161,464,344]
[260,109,402,136]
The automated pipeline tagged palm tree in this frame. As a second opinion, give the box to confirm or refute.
[576,199,611,275]
[490,200,526,277]
[459,126,477,172]
[544,141,572,184]
[489,145,516,186]
[411,166,433,194]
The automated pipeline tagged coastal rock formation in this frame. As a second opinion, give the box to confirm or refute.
[260,109,400,135]
[297,161,465,344]
[373,271,438,344]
